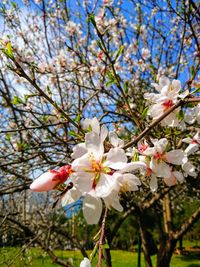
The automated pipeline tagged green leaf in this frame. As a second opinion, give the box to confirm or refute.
[11,2,18,9]
[106,80,114,87]
[88,125,92,132]
[141,107,149,119]
[46,86,52,97]
[5,133,11,141]
[24,94,38,102]
[12,96,24,105]
[176,109,184,121]
[124,81,128,94]
[132,151,139,162]
[41,115,50,123]
[192,85,200,94]
[89,242,98,262]
[93,230,101,241]
[106,71,115,87]
[185,103,195,108]
[88,13,96,26]
[75,114,81,123]
[6,42,14,59]
[16,142,30,152]
[191,66,195,77]
[69,130,79,137]
[113,45,125,62]
[96,40,103,50]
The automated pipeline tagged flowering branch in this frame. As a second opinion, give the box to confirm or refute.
[2,52,83,133]
[123,96,200,149]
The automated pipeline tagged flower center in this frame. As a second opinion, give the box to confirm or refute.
[146,167,153,176]
[153,152,164,160]
[121,181,131,193]
[162,99,173,110]
[92,160,102,173]
[138,143,149,153]
[87,153,111,189]
[192,139,199,144]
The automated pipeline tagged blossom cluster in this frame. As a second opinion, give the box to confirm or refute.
[30,117,199,225]
[31,118,146,224]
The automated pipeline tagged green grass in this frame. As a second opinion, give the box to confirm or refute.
[0,244,199,267]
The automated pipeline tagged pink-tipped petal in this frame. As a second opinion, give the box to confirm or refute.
[30,172,59,192]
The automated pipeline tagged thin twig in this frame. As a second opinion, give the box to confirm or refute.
[97,208,108,267]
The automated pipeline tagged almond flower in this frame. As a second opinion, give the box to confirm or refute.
[68,118,145,224]
[182,158,197,178]
[80,258,91,267]
[71,130,126,224]
[144,76,186,127]
[184,104,200,125]
[163,171,184,187]
[139,138,185,191]
[182,131,200,156]
[30,165,72,192]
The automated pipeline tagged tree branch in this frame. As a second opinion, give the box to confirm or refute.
[173,206,200,240]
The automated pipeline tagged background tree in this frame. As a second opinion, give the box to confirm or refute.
[0,0,199,267]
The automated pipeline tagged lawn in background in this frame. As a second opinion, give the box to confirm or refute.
[0,242,199,267]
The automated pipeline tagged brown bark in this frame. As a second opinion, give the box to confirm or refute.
[104,248,112,267]
[156,237,177,267]
[156,197,200,267]
[138,207,153,267]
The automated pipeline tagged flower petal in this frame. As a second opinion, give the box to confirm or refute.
[61,187,82,207]
[30,172,59,192]
[162,112,180,127]
[165,150,185,165]
[172,79,181,93]
[159,76,170,88]
[148,103,164,119]
[85,132,104,159]
[82,117,100,134]
[95,173,120,198]
[104,190,123,212]
[73,172,94,194]
[164,175,176,187]
[122,173,141,191]
[120,161,146,173]
[109,131,119,147]
[83,194,102,224]
[182,161,197,177]
[80,257,92,267]
[149,174,158,192]
[182,137,192,144]
[150,83,161,92]
[150,159,171,178]
[104,148,127,170]
[156,138,168,153]
[72,153,91,171]
[185,143,199,156]
[100,124,108,143]
[71,143,87,159]
[173,171,184,183]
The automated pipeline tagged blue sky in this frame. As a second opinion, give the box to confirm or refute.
[0,0,198,88]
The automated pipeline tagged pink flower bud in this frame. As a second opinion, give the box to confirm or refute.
[30,165,73,192]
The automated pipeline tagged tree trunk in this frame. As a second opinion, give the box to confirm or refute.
[104,248,112,267]
[137,234,142,267]
[139,226,153,267]
[138,215,154,267]
[156,238,177,267]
